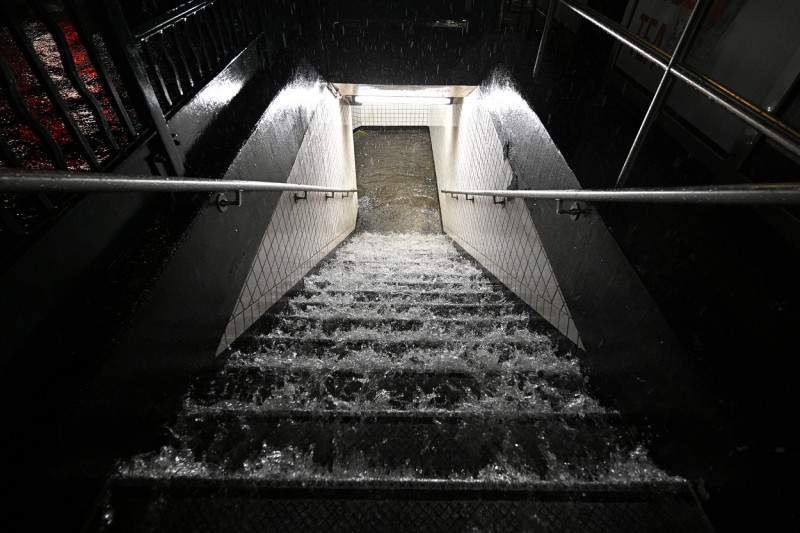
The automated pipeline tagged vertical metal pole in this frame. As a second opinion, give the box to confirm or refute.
[615,0,712,188]
[532,0,556,83]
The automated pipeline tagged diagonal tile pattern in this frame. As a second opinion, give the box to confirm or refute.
[429,91,582,347]
[218,94,357,353]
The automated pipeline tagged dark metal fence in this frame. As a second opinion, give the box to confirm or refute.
[0,0,296,262]
[131,0,270,117]
[0,0,135,172]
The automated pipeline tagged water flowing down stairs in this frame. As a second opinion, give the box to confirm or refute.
[102,233,712,532]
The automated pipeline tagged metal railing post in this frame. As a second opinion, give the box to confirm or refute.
[532,0,556,83]
[615,0,712,188]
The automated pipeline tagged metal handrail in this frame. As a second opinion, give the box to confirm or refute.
[133,0,214,41]
[441,184,800,205]
[555,0,800,162]
[0,171,357,195]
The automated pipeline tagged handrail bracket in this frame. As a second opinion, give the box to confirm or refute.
[556,199,587,220]
[216,190,243,213]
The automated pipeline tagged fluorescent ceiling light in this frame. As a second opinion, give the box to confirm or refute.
[354,95,451,105]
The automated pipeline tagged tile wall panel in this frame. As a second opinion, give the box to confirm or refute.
[429,91,582,347]
[218,95,357,353]
[351,103,459,129]
[351,104,430,127]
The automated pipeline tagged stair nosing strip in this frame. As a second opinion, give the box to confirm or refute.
[218,365,581,377]
[111,476,692,498]
[181,406,615,422]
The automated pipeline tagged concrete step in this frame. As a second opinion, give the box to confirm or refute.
[236,333,555,358]
[295,288,509,304]
[304,278,495,291]
[266,315,531,336]
[104,477,711,533]
[160,409,642,482]
[222,343,581,381]
[287,300,518,319]
[191,366,587,411]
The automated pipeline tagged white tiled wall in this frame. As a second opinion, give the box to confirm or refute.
[218,94,357,353]
[429,91,582,347]
[351,103,461,128]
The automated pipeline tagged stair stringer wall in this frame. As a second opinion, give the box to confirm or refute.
[472,79,712,421]
[218,91,358,353]
[429,90,582,348]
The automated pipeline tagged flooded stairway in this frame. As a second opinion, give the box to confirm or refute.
[102,233,712,532]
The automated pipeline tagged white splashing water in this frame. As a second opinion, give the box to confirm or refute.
[121,232,676,486]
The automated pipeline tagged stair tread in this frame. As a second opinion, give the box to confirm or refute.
[299,288,506,297]
[252,328,551,340]
[215,363,581,377]
[116,430,667,486]
[289,301,515,309]
[181,405,614,420]
[114,473,690,493]
[105,478,711,533]
[195,365,588,412]
[220,348,582,382]
[290,305,516,314]
[267,315,530,331]
[306,281,495,290]
[269,313,527,321]
[294,289,509,304]
[107,232,708,531]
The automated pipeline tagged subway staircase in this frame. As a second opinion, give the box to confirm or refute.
[100,233,712,532]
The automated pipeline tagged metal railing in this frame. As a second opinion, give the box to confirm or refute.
[441,183,800,212]
[533,0,800,187]
[0,171,357,212]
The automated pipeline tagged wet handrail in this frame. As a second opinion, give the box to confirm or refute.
[441,184,800,205]
[133,0,214,41]
[0,170,357,195]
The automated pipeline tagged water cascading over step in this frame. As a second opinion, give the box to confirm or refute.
[103,232,712,532]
